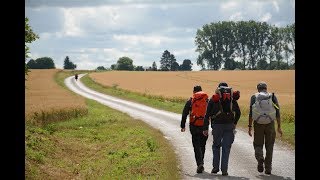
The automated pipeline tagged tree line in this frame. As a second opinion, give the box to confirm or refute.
[27,56,77,70]
[195,20,295,70]
[106,51,193,71]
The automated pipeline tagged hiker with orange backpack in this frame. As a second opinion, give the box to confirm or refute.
[203,82,241,176]
[180,85,209,174]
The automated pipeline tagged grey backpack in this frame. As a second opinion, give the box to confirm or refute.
[252,92,277,124]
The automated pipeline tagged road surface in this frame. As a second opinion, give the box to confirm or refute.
[65,74,295,180]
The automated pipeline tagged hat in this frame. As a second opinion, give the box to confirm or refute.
[218,82,228,87]
[193,85,202,92]
[257,81,267,90]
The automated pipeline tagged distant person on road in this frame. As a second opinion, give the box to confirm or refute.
[203,82,241,176]
[248,81,282,175]
[180,85,209,174]
[75,73,78,81]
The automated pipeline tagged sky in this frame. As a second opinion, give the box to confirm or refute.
[25,0,295,71]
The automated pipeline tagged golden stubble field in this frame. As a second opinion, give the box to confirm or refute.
[89,70,295,110]
[25,69,86,120]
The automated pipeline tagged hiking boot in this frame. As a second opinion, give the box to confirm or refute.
[265,169,271,175]
[196,165,204,173]
[211,168,219,174]
[257,159,264,173]
[222,171,228,176]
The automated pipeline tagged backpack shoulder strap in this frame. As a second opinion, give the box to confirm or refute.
[271,92,280,110]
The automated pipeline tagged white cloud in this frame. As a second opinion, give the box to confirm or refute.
[172,48,197,60]
[62,8,85,37]
[160,4,169,10]
[272,1,280,12]
[75,61,101,70]
[58,5,150,37]
[38,32,52,40]
[113,34,174,47]
[260,13,272,22]
[229,12,243,21]
[220,1,238,11]
[102,48,144,62]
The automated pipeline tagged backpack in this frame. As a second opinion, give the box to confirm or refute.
[216,86,233,113]
[252,92,278,124]
[211,86,236,121]
[189,91,208,126]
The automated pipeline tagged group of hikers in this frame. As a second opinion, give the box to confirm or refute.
[180,81,282,176]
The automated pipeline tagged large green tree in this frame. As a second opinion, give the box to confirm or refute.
[246,21,260,69]
[26,59,36,69]
[283,23,295,68]
[96,66,106,70]
[180,59,192,71]
[25,17,39,77]
[195,23,224,70]
[151,61,157,71]
[195,20,294,70]
[160,50,177,71]
[63,56,77,69]
[272,27,284,69]
[220,21,237,69]
[234,21,250,70]
[170,54,179,71]
[117,56,134,70]
[256,22,270,69]
[27,57,55,69]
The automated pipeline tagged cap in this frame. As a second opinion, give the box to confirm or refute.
[218,82,228,87]
[193,85,202,92]
[257,81,267,90]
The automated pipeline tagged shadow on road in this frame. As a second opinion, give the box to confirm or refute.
[185,171,250,179]
[185,171,293,179]
[255,174,293,180]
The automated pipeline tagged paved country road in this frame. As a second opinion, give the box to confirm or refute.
[65,74,295,180]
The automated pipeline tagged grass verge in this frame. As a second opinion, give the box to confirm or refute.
[82,74,185,114]
[26,99,180,179]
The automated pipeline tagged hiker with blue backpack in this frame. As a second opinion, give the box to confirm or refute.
[203,82,241,176]
[248,81,283,175]
[180,85,209,174]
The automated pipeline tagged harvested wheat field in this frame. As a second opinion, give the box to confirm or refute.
[89,70,295,109]
[25,69,86,124]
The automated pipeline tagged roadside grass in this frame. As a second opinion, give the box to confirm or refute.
[81,74,295,147]
[26,99,180,179]
[27,108,88,126]
[81,74,185,113]
[236,104,295,147]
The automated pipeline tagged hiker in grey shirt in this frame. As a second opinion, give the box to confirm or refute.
[248,81,283,175]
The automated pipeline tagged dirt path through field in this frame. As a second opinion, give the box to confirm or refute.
[65,74,295,180]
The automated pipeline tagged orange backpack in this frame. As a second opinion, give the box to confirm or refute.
[190,91,208,126]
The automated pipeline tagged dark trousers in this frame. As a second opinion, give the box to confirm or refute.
[253,121,276,171]
[190,125,208,166]
[211,123,235,172]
